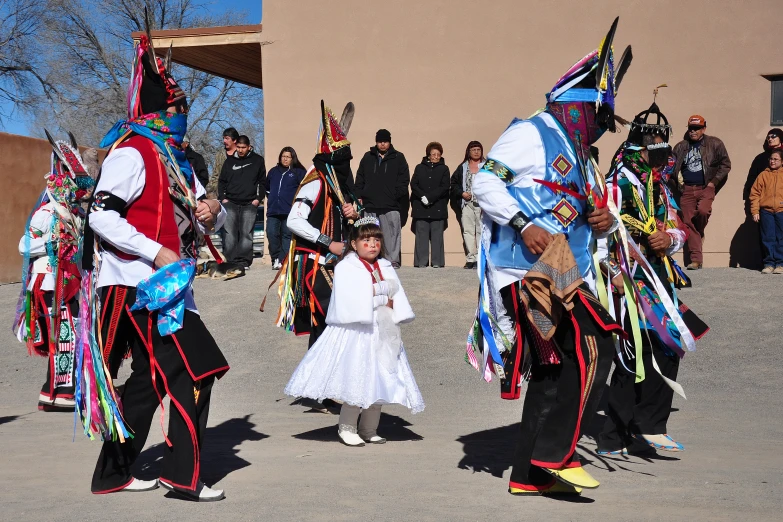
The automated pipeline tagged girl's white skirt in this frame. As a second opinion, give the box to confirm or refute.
[285,320,425,414]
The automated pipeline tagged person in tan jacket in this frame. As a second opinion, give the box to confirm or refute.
[750,150,783,273]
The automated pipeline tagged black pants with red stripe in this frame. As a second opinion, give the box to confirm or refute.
[508,299,615,490]
[597,338,680,452]
[91,307,216,493]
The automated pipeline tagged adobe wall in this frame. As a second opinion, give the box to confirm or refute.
[261,0,778,268]
[1,133,103,284]
[1,133,55,283]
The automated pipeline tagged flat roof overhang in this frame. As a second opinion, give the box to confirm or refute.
[131,24,264,89]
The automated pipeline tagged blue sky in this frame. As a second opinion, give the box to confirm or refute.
[0,0,262,137]
[213,0,262,24]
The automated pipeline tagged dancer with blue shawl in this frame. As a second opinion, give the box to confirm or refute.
[81,21,229,502]
[464,18,632,496]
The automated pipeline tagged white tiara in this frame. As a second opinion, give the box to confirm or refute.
[354,216,380,227]
[646,142,670,150]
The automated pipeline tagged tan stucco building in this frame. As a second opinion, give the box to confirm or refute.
[3,0,777,282]
[260,0,778,267]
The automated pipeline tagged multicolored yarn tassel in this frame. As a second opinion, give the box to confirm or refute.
[275,242,298,332]
[74,265,131,442]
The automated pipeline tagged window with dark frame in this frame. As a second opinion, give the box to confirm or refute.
[766,75,783,125]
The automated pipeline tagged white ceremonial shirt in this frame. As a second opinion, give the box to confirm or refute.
[286,171,333,264]
[89,146,226,312]
[19,203,56,291]
[472,112,619,293]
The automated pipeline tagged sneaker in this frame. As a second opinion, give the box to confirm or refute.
[762,265,774,274]
[686,262,702,270]
[337,425,365,447]
[159,479,225,502]
[93,477,160,494]
[774,266,783,274]
[272,260,281,270]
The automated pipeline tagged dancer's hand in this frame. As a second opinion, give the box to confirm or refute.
[154,247,180,268]
[587,206,614,234]
[648,230,672,255]
[753,213,760,223]
[196,200,216,228]
[329,241,345,256]
[611,273,625,295]
[521,224,553,255]
[342,203,359,220]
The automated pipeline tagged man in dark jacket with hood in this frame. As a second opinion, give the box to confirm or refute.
[218,135,266,268]
[355,129,410,267]
[670,115,731,269]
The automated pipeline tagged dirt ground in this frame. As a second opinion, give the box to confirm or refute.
[0,266,780,521]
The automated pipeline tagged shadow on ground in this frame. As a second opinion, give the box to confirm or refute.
[293,413,423,442]
[0,415,20,426]
[135,414,268,484]
[456,418,679,480]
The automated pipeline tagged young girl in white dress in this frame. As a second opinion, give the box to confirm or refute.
[285,216,425,446]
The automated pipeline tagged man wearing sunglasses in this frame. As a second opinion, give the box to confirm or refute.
[671,115,732,269]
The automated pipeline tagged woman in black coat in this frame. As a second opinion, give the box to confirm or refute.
[410,142,450,267]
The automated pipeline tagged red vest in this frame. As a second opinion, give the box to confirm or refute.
[109,136,180,260]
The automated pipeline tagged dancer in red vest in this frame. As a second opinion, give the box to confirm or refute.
[80,24,229,501]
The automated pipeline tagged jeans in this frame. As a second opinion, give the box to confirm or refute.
[679,184,715,264]
[759,209,783,267]
[223,201,257,267]
[266,214,292,263]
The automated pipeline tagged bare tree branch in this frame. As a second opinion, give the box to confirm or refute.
[15,0,262,166]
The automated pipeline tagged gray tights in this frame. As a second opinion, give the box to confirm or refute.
[338,403,382,438]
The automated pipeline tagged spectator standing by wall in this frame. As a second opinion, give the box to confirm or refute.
[450,141,485,269]
[218,135,266,268]
[670,115,731,269]
[355,129,410,268]
[208,127,239,197]
[749,150,783,274]
[182,135,209,188]
[410,142,450,268]
[744,128,783,202]
[266,147,307,270]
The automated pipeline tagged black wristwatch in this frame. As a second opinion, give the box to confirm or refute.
[508,212,530,234]
[316,234,333,248]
